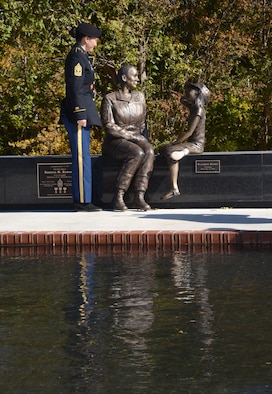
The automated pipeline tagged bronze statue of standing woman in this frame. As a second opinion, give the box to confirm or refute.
[101,65,154,211]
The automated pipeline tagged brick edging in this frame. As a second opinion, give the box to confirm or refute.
[1,230,272,247]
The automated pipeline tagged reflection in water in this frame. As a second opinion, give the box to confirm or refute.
[110,257,154,351]
[78,253,97,326]
[77,251,156,390]
[0,246,272,393]
[172,251,214,359]
[172,251,195,303]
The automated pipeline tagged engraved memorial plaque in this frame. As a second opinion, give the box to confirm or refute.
[195,160,220,173]
[37,162,72,198]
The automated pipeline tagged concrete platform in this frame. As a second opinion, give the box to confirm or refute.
[1,207,272,248]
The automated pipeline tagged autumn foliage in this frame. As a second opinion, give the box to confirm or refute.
[0,0,271,155]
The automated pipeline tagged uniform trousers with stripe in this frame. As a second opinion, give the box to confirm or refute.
[63,117,92,203]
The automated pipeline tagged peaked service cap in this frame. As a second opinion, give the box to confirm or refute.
[76,22,102,38]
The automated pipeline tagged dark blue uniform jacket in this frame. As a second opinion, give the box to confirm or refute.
[60,43,101,127]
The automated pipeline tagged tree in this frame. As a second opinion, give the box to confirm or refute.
[0,0,271,155]
[0,0,82,155]
[170,0,272,151]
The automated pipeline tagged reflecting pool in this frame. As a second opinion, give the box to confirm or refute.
[0,245,271,393]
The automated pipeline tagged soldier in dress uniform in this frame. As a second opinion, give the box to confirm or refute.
[60,22,102,211]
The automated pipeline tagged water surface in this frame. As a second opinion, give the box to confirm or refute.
[0,246,271,393]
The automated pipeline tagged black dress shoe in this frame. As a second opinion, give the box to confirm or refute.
[74,202,102,212]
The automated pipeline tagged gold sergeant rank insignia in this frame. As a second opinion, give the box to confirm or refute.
[74,63,82,77]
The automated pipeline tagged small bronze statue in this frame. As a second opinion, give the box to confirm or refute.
[161,82,211,200]
[101,65,154,211]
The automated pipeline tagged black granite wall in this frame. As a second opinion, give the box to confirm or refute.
[0,152,272,210]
